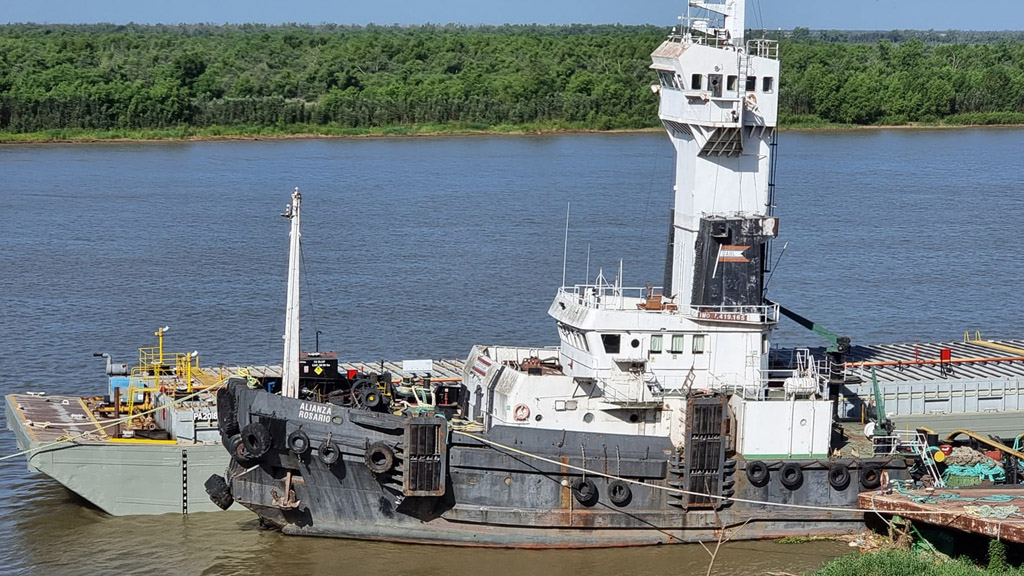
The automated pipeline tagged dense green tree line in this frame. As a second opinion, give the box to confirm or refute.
[780,37,1024,124]
[2,23,1024,135]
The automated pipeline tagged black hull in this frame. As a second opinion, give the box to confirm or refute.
[217,386,901,548]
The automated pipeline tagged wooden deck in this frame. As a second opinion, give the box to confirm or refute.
[859,487,1024,542]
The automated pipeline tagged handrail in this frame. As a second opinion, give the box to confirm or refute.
[963,331,1024,356]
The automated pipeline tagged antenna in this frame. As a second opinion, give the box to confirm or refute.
[585,243,591,285]
[561,202,570,289]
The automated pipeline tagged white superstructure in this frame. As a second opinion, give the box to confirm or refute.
[466,1,831,456]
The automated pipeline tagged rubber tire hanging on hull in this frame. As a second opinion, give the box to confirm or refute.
[746,460,770,487]
[217,388,239,436]
[287,430,310,455]
[780,463,804,490]
[204,474,234,510]
[860,463,883,489]
[572,478,599,506]
[241,422,273,459]
[829,463,851,490]
[364,442,395,474]
[607,479,632,506]
[318,440,340,465]
[225,433,255,466]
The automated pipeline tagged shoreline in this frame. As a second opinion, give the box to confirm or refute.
[2,122,1023,145]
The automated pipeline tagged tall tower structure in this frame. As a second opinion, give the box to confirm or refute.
[651,1,779,311]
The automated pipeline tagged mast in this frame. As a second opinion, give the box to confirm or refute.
[281,188,302,398]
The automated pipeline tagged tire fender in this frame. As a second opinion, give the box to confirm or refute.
[746,460,770,487]
[364,441,395,474]
[780,462,804,490]
[241,422,273,459]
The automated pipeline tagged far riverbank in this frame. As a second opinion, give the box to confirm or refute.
[3,118,1024,145]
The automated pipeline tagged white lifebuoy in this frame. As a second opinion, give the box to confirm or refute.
[513,404,530,422]
[700,92,710,102]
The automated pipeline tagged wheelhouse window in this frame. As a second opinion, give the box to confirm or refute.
[762,76,774,93]
[692,334,706,354]
[669,334,685,354]
[657,70,679,90]
[691,74,703,90]
[601,334,621,354]
[727,75,738,92]
[650,335,663,353]
[745,76,757,92]
[708,74,722,98]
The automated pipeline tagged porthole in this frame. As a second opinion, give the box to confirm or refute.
[583,412,595,424]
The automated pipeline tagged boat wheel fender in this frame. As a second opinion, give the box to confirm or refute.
[318,440,341,466]
[779,462,803,490]
[365,442,395,474]
[513,404,530,422]
[226,433,255,465]
[571,478,599,506]
[746,460,769,487]
[216,382,241,436]
[828,463,851,490]
[860,463,883,490]
[607,479,632,506]
[204,474,234,511]
[287,430,310,455]
[241,422,273,459]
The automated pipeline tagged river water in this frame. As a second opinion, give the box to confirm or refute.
[1,128,1021,575]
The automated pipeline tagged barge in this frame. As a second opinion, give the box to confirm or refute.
[4,329,464,515]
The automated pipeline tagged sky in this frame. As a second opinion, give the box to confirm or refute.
[2,0,1022,31]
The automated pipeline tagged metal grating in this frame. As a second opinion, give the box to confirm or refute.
[683,395,729,509]
[402,417,447,497]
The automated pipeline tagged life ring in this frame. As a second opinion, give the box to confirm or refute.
[241,422,273,459]
[860,463,883,490]
[513,404,530,422]
[287,430,310,455]
[780,462,804,490]
[364,441,395,474]
[828,463,851,490]
[204,474,234,510]
[607,479,632,506]
[700,92,710,102]
[572,478,599,505]
[746,460,770,487]
[318,440,340,465]
[745,93,758,108]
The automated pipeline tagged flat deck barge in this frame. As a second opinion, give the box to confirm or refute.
[859,487,1024,543]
